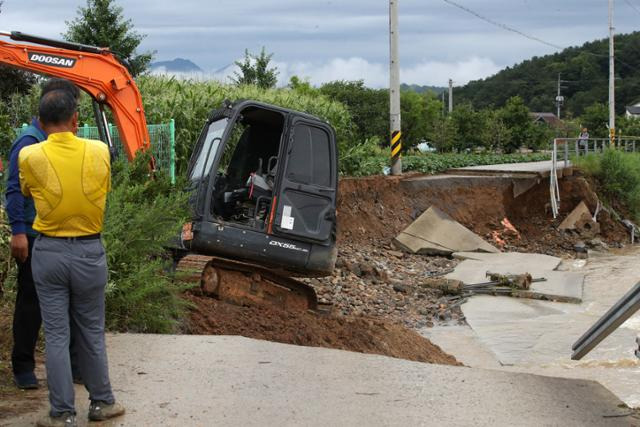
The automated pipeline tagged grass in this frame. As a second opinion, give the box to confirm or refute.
[342,150,551,177]
[574,149,640,222]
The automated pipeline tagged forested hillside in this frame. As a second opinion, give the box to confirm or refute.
[456,31,640,117]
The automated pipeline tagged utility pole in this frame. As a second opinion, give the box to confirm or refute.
[555,73,565,119]
[389,0,402,175]
[448,79,453,113]
[609,0,616,145]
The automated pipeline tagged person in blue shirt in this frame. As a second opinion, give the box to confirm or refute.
[6,78,80,389]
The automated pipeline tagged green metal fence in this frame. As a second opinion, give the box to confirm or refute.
[14,120,176,183]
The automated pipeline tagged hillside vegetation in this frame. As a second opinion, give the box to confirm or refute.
[456,31,640,117]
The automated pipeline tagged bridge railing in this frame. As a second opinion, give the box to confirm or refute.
[550,136,640,219]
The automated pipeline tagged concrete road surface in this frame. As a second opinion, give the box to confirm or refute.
[450,160,571,177]
[3,334,636,426]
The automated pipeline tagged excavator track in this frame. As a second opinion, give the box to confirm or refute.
[176,254,318,311]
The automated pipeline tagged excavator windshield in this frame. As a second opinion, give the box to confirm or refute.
[189,118,229,181]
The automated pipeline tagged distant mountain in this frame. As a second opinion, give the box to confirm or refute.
[455,31,640,116]
[401,83,446,94]
[150,58,202,73]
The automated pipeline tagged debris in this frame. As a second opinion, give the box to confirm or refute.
[393,206,499,256]
[500,218,521,239]
[574,241,587,253]
[587,238,609,250]
[486,272,533,290]
[559,201,600,236]
[446,256,584,303]
[622,219,639,244]
[491,231,506,248]
[388,250,405,259]
[392,283,410,294]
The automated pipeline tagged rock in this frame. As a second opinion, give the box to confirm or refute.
[588,238,609,249]
[388,250,405,259]
[345,261,362,276]
[358,262,373,276]
[574,241,587,253]
[392,283,410,294]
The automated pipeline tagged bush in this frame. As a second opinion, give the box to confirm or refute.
[103,152,190,333]
[575,149,640,222]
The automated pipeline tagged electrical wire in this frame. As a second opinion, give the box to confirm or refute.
[442,0,640,74]
[442,0,564,50]
[623,0,640,16]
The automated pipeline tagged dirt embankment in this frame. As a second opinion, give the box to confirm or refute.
[185,292,460,366]
[337,173,628,255]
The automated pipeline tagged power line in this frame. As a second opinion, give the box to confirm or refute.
[623,0,640,15]
[442,0,563,50]
[442,0,640,74]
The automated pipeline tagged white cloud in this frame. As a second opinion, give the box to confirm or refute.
[400,57,502,87]
[279,56,501,88]
[149,65,235,82]
[151,56,502,88]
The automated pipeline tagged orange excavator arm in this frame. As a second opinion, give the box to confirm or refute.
[0,31,150,161]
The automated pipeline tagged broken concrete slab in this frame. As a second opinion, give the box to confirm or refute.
[559,201,591,229]
[559,201,600,236]
[446,258,584,303]
[393,206,499,256]
[453,252,562,270]
[460,296,588,365]
[512,177,540,198]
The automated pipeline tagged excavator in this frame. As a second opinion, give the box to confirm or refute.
[0,31,338,311]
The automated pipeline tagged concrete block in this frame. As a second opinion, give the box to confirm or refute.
[393,206,499,255]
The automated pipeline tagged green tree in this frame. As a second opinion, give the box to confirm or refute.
[319,80,387,144]
[449,103,488,151]
[288,76,316,96]
[64,0,154,76]
[400,90,428,149]
[498,96,533,152]
[580,102,609,138]
[0,1,36,100]
[231,48,279,89]
[483,110,510,151]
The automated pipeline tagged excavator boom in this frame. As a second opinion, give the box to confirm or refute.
[0,31,150,160]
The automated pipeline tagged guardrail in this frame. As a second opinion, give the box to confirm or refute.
[550,136,640,219]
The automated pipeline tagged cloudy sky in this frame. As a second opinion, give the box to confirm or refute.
[1,0,639,87]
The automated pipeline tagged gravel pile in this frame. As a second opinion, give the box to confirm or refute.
[304,242,464,329]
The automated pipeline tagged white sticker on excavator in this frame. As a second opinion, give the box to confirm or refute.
[281,205,295,230]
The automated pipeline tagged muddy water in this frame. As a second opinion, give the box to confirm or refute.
[423,248,640,406]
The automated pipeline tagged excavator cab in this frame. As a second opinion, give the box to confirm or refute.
[184,100,339,277]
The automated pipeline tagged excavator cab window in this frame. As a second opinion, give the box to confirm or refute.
[190,117,229,182]
[209,106,285,231]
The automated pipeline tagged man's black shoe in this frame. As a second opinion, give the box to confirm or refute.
[14,371,38,389]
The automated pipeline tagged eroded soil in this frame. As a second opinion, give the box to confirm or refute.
[184,291,461,366]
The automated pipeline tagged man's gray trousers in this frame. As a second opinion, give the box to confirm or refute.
[32,235,115,416]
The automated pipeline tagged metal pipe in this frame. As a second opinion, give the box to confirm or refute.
[572,281,640,360]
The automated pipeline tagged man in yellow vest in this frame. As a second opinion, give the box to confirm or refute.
[19,87,124,426]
